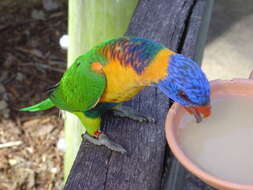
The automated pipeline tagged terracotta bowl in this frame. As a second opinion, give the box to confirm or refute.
[165,71,253,190]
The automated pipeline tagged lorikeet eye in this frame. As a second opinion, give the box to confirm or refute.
[178,91,190,101]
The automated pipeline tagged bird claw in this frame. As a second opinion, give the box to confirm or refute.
[112,105,155,123]
[82,133,127,154]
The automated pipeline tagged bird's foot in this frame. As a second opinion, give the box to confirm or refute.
[112,105,155,123]
[82,131,127,154]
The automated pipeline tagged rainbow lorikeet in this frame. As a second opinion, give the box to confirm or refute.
[21,37,211,153]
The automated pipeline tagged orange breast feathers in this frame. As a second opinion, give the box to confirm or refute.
[99,49,175,103]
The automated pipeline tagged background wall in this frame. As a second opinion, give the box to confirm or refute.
[202,0,253,80]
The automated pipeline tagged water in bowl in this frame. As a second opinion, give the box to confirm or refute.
[178,95,253,184]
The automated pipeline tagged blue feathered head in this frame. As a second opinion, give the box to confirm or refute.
[157,53,211,122]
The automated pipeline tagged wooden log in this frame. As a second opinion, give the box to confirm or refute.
[64,0,212,190]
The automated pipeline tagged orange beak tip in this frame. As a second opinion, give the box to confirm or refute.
[184,105,212,123]
[201,104,212,118]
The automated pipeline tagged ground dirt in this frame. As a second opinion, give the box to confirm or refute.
[0,1,67,189]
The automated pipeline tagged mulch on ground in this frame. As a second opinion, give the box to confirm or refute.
[0,1,67,189]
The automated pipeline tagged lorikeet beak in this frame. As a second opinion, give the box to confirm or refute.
[184,104,211,123]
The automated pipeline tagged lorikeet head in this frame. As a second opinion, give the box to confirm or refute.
[157,53,211,123]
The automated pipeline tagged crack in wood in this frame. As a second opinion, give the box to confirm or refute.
[103,151,112,190]
[177,0,197,53]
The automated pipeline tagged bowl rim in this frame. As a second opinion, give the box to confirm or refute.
[165,79,253,190]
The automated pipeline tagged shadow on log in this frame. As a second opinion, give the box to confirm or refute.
[64,0,213,190]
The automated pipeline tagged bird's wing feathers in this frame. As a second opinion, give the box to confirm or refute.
[49,60,106,112]
[47,37,167,111]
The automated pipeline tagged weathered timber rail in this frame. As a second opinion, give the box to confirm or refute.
[64,0,214,190]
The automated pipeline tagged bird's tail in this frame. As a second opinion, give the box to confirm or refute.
[20,98,55,112]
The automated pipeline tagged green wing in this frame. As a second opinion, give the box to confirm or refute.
[49,57,106,112]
